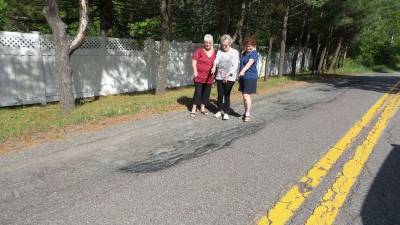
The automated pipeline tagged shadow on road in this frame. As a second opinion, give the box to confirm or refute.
[176,96,241,117]
[361,144,400,225]
[177,96,219,113]
[321,74,400,94]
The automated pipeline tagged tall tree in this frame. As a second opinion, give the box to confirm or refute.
[43,0,88,113]
[98,0,113,36]
[291,14,307,75]
[328,36,343,71]
[218,0,230,35]
[278,2,289,77]
[155,0,172,95]
[264,37,273,80]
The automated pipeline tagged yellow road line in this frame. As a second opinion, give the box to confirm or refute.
[305,92,400,225]
[257,80,400,225]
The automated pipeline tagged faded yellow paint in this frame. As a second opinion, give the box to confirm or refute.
[258,216,269,225]
[305,92,400,225]
[256,80,400,225]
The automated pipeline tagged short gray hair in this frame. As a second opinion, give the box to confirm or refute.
[220,34,233,45]
[204,34,214,44]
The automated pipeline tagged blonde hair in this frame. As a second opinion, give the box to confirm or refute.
[220,34,233,45]
[204,34,214,45]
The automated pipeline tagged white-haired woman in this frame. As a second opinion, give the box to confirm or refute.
[190,34,217,117]
[211,34,239,120]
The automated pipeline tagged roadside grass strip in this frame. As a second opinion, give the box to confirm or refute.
[0,77,299,145]
[305,92,400,225]
[256,80,400,225]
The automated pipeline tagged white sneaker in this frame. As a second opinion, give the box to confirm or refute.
[214,112,222,118]
[223,113,229,120]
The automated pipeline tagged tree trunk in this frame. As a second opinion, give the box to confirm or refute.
[291,16,306,76]
[300,33,310,73]
[156,0,172,95]
[278,5,289,77]
[337,51,343,69]
[218,0,230,35]
[316,46,327,76]
[342,47,348,67]
[312,34,321,74]
[322,47,329,73]
[264,37,273,81]
[328,36,343,72]
[99,0,113,36]
[311,12,324,74]
[232,0,247,47]
[322,28,334,73]
[43,0,88,113]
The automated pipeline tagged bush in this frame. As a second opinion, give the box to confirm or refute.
[128,18,161,40]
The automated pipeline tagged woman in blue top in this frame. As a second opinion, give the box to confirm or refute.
[239,36,259,122]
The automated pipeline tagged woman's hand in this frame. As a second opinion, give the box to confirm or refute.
[239,70,245,77]
[211,66,216,75]
[223,75,228,83]
[193,72,198,79]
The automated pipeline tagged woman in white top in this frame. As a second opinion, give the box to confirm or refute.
[211,34,240,120]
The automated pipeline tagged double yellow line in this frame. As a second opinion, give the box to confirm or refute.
[256,80,400,225]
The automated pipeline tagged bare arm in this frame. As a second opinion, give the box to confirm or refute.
[229,51,240,77]
[192,59,198,78]
[211,51,220,74]
[239,59,255,77]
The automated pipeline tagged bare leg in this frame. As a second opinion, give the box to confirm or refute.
[244,94,252,116]
[200,104,206,112]
[191,105,197,113]
[242,93,247,115]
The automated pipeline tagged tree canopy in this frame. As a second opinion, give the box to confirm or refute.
[1,0,399,68]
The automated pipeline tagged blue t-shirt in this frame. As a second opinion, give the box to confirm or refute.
[240,50,259,80]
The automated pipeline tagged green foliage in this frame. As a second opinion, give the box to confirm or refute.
[128,18,160,40]
[0,0,7,29]
[350,0,400,68]
[336,59,371,74]
[337,58,397,74]
[0,0,399,69]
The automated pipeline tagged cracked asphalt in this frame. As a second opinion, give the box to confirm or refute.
[1,73,400,225]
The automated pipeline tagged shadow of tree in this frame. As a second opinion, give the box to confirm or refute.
[318,74,400,94]
[361,144,400,225]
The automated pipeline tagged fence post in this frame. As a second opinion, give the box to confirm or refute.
[33,31,48,105]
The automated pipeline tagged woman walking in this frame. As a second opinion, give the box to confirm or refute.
[239,36,259,122]
[211,34,239,120]
[190,34,217,117]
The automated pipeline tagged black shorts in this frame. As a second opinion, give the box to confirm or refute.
[239,78,257,94]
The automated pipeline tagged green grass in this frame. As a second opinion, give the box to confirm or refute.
[336,59,372,74]
[0,76,307,144]
[336,59,398,74]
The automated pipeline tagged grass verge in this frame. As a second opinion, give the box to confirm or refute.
[0,75,314,153]
[336,59,398,74]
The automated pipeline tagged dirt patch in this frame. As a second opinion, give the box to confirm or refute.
[0,81,309,155]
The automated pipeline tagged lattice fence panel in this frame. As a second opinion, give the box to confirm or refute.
[40,36,54,50]
[0,35,36,48]
[106,39,143,51]
[80,38,102,49]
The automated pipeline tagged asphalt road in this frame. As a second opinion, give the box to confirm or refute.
[1,73,400,225]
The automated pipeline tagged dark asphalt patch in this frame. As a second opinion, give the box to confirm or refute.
[120,122,266,173]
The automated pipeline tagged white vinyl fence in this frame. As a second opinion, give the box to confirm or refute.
[0,31,311,107]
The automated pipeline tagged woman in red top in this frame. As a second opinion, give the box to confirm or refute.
[190,34,217,117]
